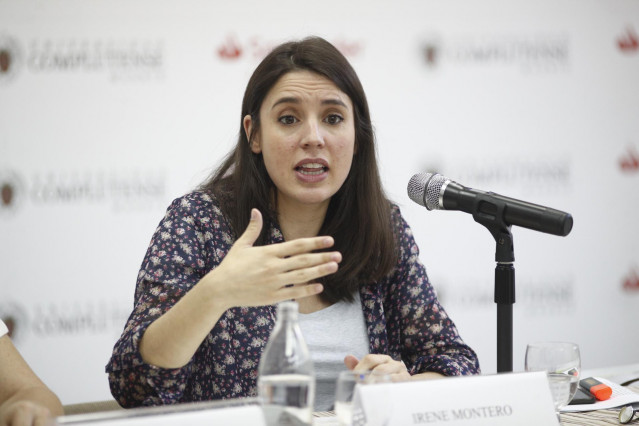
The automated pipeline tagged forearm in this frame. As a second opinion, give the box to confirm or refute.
[139,279,229,369]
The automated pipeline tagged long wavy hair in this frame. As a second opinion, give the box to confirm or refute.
[201,36,397,303]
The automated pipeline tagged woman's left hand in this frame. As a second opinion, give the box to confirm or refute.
[344,354,411,382]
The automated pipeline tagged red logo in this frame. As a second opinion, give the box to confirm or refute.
[623,268,639,291]
[617,27,639,53]
[217,35,242,60]
[215,34,363,62]
[619,146,639,173]
[331,38,363,58]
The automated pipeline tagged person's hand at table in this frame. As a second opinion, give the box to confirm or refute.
[344,354,411,382]
[344,354,445,382]
[0,400,54,426]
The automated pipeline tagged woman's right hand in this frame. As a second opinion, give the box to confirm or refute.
[202,208,342,309]
[139,208,341,369]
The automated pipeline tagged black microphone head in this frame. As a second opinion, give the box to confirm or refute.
[407,172,449,210]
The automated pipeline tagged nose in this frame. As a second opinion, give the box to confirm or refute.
[300,119,325,148]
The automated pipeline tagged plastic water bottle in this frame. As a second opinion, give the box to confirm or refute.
[258,301,315,426]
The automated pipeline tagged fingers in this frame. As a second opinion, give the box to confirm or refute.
[280,259,339,285]
[277,283,324,301]
[33,408,53,426]
[349,354,391,371]
[347,354,409,379]
[344,354,359,370]
[269,235,335,257]
[1,401,51,426]
[280,251,342,272]
[236,209,263,248]
[235,209,337,263]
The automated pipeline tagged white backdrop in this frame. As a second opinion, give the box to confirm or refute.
[1,0,638,405]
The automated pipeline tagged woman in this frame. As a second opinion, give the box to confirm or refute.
[0,319,63,426]
[106,36,479,410]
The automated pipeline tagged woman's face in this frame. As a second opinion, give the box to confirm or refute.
[244,70,356,213]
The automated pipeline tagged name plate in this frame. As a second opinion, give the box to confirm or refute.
[353,371,558,426]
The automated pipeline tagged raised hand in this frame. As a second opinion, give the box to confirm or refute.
[204,208,342,309]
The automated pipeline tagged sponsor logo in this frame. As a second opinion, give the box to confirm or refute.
[617,27,639,54]
[623,267,639,291]
[217,34,243,60]
[30,301,130,337]
[215,34,363,62]
[27,39,165,81]
[421,33,570,73]
[420,157,572,196]
[0,34,22,84]
[441,275,575,317]
[0,300,130,342]
[0,168,167,214]
[619,145,639,173]
[0,34,164,84]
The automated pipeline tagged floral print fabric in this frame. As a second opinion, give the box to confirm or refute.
[106,191,480,407]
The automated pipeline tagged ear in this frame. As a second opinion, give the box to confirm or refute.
[243,114,261,153]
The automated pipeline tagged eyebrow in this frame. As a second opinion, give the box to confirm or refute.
[270,96,348,109]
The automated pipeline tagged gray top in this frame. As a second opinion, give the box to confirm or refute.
[298,292,370,411]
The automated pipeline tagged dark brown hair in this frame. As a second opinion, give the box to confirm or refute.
[201,36,397,303]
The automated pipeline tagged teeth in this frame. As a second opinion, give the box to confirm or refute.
[299,169,324,175]
[297,163,326,175]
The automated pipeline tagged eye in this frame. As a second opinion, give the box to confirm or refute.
[325,114,344,125]
[278,115,298,125]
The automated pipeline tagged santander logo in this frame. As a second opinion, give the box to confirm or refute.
[619,146,639,173]
[217,35,242,60]
[623,268,639,291]
[215,34,363,62]
[617,27,639,53]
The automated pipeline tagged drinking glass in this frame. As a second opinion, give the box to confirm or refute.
[525,342,581,414]
[334,370,391,426]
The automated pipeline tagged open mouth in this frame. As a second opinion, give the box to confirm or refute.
[295,162,328,176]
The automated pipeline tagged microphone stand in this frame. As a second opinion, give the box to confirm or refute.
[471,195,515,373]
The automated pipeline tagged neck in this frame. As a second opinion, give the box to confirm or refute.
[277,200,329,241]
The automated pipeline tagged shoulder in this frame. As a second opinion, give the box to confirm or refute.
[387,202,421,260]
[388,203,412,237]
[159,190,233,236]
[164,191,225,220]
[168,190,220,211]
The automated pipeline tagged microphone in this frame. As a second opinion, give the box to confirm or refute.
[407,172,573,236]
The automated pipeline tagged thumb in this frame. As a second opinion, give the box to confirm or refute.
[237,209,263,247]
[344,354,360,370]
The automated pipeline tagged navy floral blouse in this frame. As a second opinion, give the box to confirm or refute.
[106,191,480,408]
